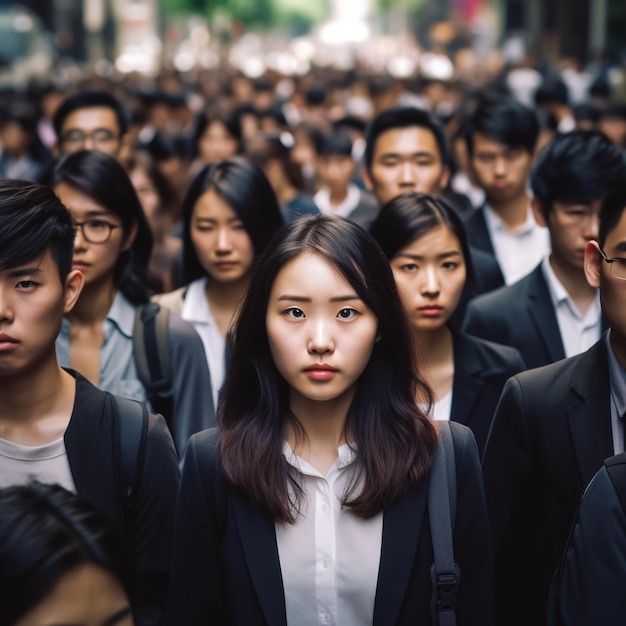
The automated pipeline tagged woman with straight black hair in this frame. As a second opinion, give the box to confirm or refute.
[155,156,284,410]
[0,481,136,626]
[369,192,525,454]
[49,150,214,455]
[167,214,493,625]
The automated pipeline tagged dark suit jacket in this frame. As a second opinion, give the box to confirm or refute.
[463,206,495,256]
[482,338,614,626]
[450,330,525,455]
[464,264,568,369]
[167,423,494,626]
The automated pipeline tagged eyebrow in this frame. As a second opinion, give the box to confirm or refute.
[395,251,462,261]
[7,267,43,278]
[378,150,435,159]
[613,241,626,254]
[276,294,361,303]
[194,217,242,224]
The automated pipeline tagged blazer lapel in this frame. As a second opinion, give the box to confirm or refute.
[465,207,495,255]
[567,340,613,486]
[232,491,287,626]
[450,333,484,427]
[373,477,429,626]
[526,267,565,363]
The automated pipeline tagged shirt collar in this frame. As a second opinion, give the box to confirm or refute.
[106,291,135,338]
[313,184,361,218]
[606,330,626,420]
[483,202,536,236]
[181,276,212,325]
[282,440,358,477]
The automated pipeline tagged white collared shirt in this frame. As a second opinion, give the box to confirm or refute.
[483,204,550,285]
[181,277,226,410]
[276,442,382,626]
[541,256,602,358]
[313,184,362,219]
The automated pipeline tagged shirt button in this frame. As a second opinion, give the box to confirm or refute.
[320,503,329,513]
[322,614,331,623]
[322,558,331,568]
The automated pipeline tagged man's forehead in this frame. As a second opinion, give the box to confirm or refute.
[374,126,440,155]
[61,106,119,130]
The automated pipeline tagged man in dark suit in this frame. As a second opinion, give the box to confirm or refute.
[482,181,626,626]
[362,106,504,322]
[462,93,550,285]
[464,130,626,369]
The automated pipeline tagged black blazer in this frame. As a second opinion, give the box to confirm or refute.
[482,337,614,626]
[167,423,494,625]
[450,330,525,455]
[463,206,495,256]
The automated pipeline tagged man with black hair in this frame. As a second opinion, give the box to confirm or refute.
[465,130,626,368]
[482,181,626,626]
[463,93,550,284]
[312,131,379,230]
[362,106,505,321]
[0,180,178,626]
[53,90,128,158]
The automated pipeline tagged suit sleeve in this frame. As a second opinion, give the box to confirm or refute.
[168,313,217,457]
[555,465,626,625]
[463,299,495,342]
[482,376,545,625]
[450,423,495,626]
[167,432,227,626]
[132,413,180,626]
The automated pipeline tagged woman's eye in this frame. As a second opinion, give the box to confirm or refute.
[402,263,418,272]
[442,262,458,270]
[87,219,109,230]
[337,308,357,319]
[16,280,35,289]
[284,307,305,319]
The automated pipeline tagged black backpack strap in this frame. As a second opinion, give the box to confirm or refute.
[113,394,149,535]
[133,302,172,396]
[429,421,461,626]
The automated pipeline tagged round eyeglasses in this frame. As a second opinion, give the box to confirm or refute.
[74,219,120,244]
[597,246,626,281]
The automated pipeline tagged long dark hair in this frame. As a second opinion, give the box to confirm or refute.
[0,482,136,626]
[369,192,476,295]
[181,156,284,283]
[48,149,156,303]
[220,214,437,523]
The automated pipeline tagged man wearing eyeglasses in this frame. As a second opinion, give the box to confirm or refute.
[52,91,127,159]
[482,182,626,626]
[464,131,626,369]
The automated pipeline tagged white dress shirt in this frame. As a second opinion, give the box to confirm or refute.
[483,204,550,285]
[313,184,362,219]
[276,442,382,626]
[181,277,226,410]
[541,256,602,358]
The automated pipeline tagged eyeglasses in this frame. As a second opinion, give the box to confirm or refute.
[597,246,626,280]
[74,219,120,244]
[59,128,119,149]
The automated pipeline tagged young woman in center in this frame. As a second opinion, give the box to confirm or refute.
[369,192,525,454]
[167,214,494,625]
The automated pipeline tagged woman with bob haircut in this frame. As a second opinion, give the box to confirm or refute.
[167,214,494,625]
[0,481,136,626]
[154,156,284,410]
[49,149,214,456]
[369,192,525,454]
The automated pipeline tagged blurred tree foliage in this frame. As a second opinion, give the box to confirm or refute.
[161,0,326,31]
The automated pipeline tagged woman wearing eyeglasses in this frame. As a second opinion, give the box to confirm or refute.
[49,149,215,457]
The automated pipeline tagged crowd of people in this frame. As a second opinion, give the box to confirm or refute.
[1,48,626,626]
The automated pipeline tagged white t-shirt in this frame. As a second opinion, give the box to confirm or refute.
[0,436,76,492]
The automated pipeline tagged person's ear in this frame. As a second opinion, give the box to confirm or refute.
[584,240,602,289]
[63,269,85,314]
[531,197,548,228]
[439,165,451,191]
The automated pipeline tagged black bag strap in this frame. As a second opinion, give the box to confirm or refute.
[113,394,149,535]
[132,302,172,396]
[429,421,461,626]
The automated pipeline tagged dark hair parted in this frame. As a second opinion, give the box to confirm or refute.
[531,130,626,218]
[598,181,626,248]
[0,482,136,626]
[369,191,476,292]
[0,179,74,281]
[182,156,284,283]
[219,214,437,523]
[464,92,540,156]
[52,90,129,139]
[49,150,155,304]
[364,106,450,169]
